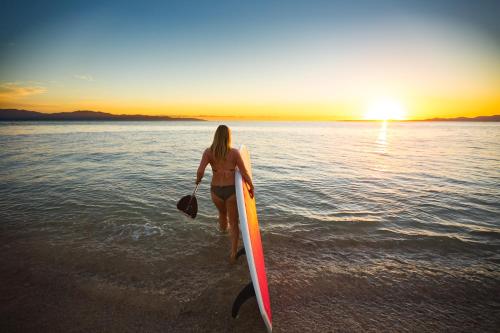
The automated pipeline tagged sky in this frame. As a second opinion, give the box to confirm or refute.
[0,0,499,120]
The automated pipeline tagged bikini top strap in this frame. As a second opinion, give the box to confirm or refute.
[212,168,235,173]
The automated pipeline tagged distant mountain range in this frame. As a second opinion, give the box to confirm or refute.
[0,109,203,121]
[422,115,500,122]
[0,109,498,122]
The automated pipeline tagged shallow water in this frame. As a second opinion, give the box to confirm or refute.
[1,121,499,332]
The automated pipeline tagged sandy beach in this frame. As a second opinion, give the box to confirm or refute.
[2,229,499,332]
[0,231,266,333]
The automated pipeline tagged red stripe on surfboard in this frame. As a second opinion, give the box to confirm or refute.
[243,179,272,323]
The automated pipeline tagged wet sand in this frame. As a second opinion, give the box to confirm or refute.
[0,232,265,332]
[1,231,499,333]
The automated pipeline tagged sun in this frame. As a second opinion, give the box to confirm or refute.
[363,98,407,120]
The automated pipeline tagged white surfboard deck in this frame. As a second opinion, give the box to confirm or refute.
[235,145,272,332]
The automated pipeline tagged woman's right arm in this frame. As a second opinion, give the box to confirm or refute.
[196,149,210,184]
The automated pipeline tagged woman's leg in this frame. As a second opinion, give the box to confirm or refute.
[226,194,239,263]
[211,191,228,231]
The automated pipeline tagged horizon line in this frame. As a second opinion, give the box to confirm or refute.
[1,108,499,122]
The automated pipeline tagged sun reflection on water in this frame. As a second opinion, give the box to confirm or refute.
[376,120,388,153]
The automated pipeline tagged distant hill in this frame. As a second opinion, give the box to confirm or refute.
[423,115,500,122]
[0,109,203,121]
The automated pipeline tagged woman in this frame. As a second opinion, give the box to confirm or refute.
[196,125,254,263]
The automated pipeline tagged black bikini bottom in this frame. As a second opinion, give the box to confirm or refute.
[211,185,236,201]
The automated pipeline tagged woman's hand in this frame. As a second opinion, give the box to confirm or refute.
[247,182,255,198]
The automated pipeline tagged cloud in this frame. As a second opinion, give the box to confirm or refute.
[74,74,94,81]
[0,82,47,100]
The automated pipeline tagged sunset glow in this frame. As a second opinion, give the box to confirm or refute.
[1,1,499,120]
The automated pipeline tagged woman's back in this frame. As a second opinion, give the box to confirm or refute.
[205,148,239,186]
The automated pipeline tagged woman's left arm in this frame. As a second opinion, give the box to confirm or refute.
[196,149,210,184]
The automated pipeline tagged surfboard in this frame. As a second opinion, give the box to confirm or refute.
[234,145,272,332]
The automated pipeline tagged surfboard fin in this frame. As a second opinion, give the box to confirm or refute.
[236,247,246,259]
[231,282,255,318]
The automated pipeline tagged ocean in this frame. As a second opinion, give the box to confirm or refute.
[1,121,499,332]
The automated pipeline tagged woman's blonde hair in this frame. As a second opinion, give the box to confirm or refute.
[210,125,231,161]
